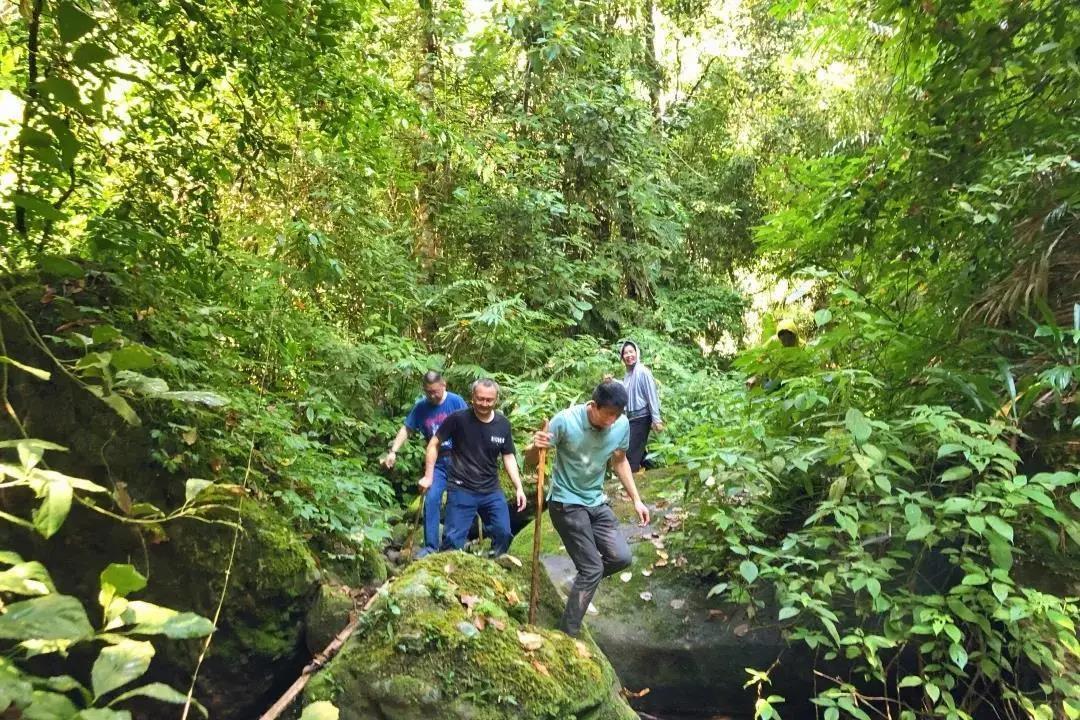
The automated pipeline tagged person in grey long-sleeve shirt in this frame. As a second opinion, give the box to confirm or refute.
[618,340,663,471]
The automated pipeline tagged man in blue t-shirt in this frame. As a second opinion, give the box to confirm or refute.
[529,381,650,636]
[383,370,467,557]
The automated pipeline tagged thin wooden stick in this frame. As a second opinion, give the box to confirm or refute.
[259,582,387,720]
[528,420,549,625]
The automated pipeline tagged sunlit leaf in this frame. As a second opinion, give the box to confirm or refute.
[91,639,154,700]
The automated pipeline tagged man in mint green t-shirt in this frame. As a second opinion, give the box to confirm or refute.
[530,381,650,636]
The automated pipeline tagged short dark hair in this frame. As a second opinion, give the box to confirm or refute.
[422,370,444,386]
[592,380,628,411]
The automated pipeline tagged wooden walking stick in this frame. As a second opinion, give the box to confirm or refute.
[528,420,549,625]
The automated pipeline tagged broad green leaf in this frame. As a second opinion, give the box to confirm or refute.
[707,582,728,598]
[91,325,122,344]
[992,582,1009,603]
[0,550,25,564]
[0,562,55,596]
[121,601,215,638]
[36,469,106,493]
[0,594,92,641]
[39,255,85,279]
[76,708,132,719]
[91,639,154,700]
[778,606,799,621]
[844,408,872,443]
[23,690,79,720]
[988,538,1013,571]
[1047,609,1075,632]
[110,345,155,371]
[948,642,968,669]
[940,466,972,482]
[100,393,141,427]
[966,515,986,534]
[72,42,114,67]
[185,479,213,503]
[39,675,85,693]
[32,474,74,538]
[39,77,82,109]
[151,390,228,407]
[0,356,52,380]
[11,193,64,221]
[300,701,340,720]
[739,560,759,584]
[114,371,168,394]
[814,309,832,327]
[0,439,66,452]
[100,564,146,599]
[108,683,206,717]
[985,516,1014,542]
[905,523,933,541]
[962,572,988,586]
[57,1,97,43]
[937,443,965,458]
[898,675,922,688]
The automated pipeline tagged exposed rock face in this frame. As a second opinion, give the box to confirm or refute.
[304,552,639,720]
[0,304,322,720]
[509,470,812,718]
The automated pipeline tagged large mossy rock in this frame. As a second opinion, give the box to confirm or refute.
[509,468,813,717]
[304,552,638,720]
[0,304,321,720]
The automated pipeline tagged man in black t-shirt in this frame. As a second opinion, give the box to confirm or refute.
[422,378,527,556]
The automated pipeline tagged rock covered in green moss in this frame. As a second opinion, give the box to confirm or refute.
[510,468,812,717]
[306,584,355,654]
[305,552,638,720]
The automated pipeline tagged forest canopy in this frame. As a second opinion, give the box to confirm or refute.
[0,0,1077,718]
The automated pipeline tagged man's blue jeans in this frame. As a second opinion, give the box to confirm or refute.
[440,486,512,556]
[420,457,451,555]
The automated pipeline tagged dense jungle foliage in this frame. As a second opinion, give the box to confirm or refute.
[0,0,1077,718]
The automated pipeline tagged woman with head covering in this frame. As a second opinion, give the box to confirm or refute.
[618,340,663,472]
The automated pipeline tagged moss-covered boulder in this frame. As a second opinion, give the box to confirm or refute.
[304,552,638,720]
[306,584,356,655]
[0,303,321,720]
[510,468,812,717]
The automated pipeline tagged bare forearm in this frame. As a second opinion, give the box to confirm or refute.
[614,456,641,504]
[424,437,440,477]
[389,426,411,453]
[503,455,524,491]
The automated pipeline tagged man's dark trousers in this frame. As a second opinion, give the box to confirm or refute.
[549,500,632,636]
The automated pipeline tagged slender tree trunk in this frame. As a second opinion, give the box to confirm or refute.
[642,0,662,124]
[14,0,45,245]
[413,0,439,270]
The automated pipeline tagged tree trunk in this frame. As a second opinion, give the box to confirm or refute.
[413,0,439,270]
[642,0,662,124]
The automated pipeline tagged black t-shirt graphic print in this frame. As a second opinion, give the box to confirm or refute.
[435,409,516,494]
